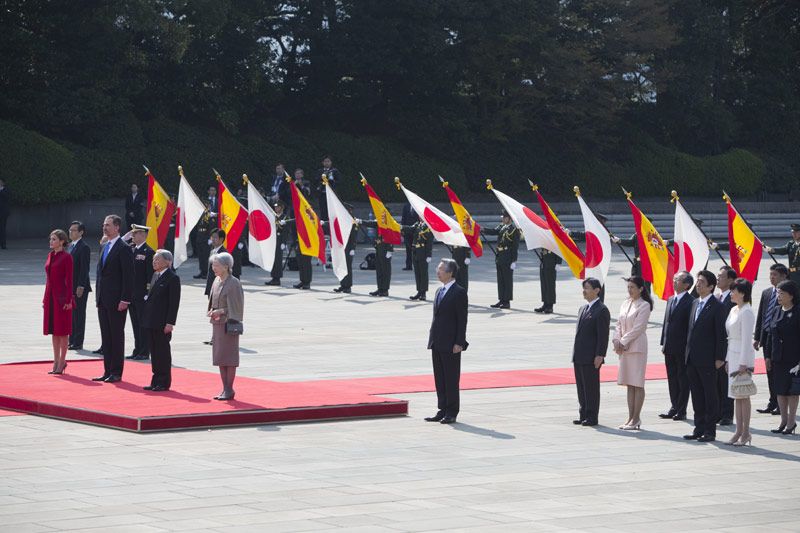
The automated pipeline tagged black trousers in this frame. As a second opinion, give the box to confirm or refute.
[664,350,690,416]
[764,336,777,408]
[574,363,600,423]
[340,251,354,289]
[432,350,461,417]
[270,244,284,280]
[403,231,414,269]
[147,328,172,388]
[687,363,718,437]
[496,262,513,301]
[69,291,88,347]
[98,304,127,377]
[128,298,147,356]
[413,256,429,294]
[196,232,210,276]
[298,254,312,285]
[376,253,391,291]
[0,212,7,248]
[716,366,734,419]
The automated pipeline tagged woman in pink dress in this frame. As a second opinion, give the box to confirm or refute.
[613,276,653,430]
[43,229,74,374]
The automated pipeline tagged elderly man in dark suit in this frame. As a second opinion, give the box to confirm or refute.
[684,270,727,442]
[425,258,468,424]
[142,250,181,391]
[68,221,92,350]
[572,278,611,426]
[92,215,134,383]
[659,271,695,421]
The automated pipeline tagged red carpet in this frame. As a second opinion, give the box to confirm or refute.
[0,360,406,432]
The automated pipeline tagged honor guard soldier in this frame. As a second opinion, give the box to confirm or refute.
[333,204,358,294]
[767,224,800,283]
[316,156,340,222]
[126,224,154,360]
[451,246,471,291]
[265,201,290,286]
[361,219,393,297]
[193,204,213,279]
[408,221,433,300]
[613,233,651,294]
[535,249,562,314]
[484,211,520,309]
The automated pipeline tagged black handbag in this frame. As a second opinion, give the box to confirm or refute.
[789,374,800,396]
[225,319,243,335]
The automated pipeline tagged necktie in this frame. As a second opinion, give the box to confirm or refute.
[436,287,445,308]
[694,299,705,321]
[68,242,75,253]
[101,242,111,265]
[668,296,676,317]
[765,289,778,329]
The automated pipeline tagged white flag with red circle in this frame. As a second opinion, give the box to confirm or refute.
[325,183,354,281]
[174,174,206,269]
[490,186,558,253]
[399,184,469,248]
[247,180,277,272]
[576,195,611,284]
[673,199,708,275]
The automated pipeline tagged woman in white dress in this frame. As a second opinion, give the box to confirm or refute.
[725,278,756,446]
[613,276,653,430]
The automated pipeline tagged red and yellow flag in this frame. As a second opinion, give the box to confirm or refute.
[725,193,763,282]
[442,178,482,257]
[215,171,248,251]
[144,167,175,250]
[627,191,674,300]
[290,178,326,263]
[360,176,402,245]
[533,185,584,279]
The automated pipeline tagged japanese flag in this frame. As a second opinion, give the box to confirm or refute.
[399,184,468,248]
[174,174,206,269]
[247,180,277,271]
[325,183,354,281]
[490,186,558,253]
[577,195,611,284]
[673,199,708,275]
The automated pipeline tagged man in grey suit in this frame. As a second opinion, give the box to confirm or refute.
[572,278,611,426]
[68,221,91,350]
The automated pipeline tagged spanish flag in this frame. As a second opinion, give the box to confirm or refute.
[290,177,326,263]
[360,175,402,245]
[144,166,175,250]
[441,178,482,257]
[533,184,584,279]
[627,191,674,300]
[725,193,763,282]
[214,171,248,251]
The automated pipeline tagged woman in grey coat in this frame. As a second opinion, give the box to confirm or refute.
[207,252,244,400]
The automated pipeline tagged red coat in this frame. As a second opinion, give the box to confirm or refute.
[43,250,74,336]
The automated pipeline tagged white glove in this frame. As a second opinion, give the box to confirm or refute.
[207,238,212,245]
[237,242,244,250]
[355,218,362,224]
[426,257,431,263]
[510,262,517,270]
[791,364,800,375]
[709,242,718,250]
[280,244,286,251]
[349,250,355,256]
[611,236,621,244]
[464,258,471,265]
[386,252,392,259]
[209,212,218,218]
[278,220,285,227]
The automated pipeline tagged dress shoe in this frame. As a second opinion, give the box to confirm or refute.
[333,287,343,293]
[534,306,546,313]
[402,267,412,271]
[418,293,426,301]
[718,418,733,426]
[659,410,677,419]
[581,420,597,426]
[733,434,752,446]
[440,416,457,424]
[378,291,389,297]
[697,434,716,442]
[543,307,553,314]
[672,413,687,421]
[772,407,781,415]
[69,345,82,351]
[193,273,206,279]
[425,413,445,422]
[409,294,421,300]
[490,302,503,308]
[133,354,150,360]
[369,290,380,296]
[300,285,310,290]
[125,353,139,360]
[573,419,585,425]
[215,394,235,401]
[92,375,109,381]
[150,386,168,392]
[756,404,776,414]
[143,385,155,390]
[683,433,702,440]
[771,423,787,433]
[92,348,104,354]
[104,375,121,383]
[339,288,351,293]
[265,279,281,286]
[499,302,510,309]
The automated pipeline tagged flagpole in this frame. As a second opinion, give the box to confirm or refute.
[670,190,728,266]
[485,179,542,261]
[723,190,777,264]
[574,186,633,266]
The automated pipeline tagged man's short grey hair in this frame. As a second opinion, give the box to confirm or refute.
[677,270,693,287]
[211,252,234,271]
[439,258,458,276]
[154,249,173,263]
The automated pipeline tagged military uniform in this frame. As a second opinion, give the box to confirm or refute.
[194,208,212,278]
[452,246,471,291]
[266,211,289,285]
[772,237,800,284]
[536,249,561,313]
[129,240,154,359]
[409,222,433,299]
[295,253,312,289]
[484,222,520,308]
[362,220,392,296]
[617,234,651,293]
[335,220,359,293]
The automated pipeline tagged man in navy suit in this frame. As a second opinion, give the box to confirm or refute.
[68,221,92,350]
[684,270,727,442]
[659,271,695,421]
[142,250,181,391]
[572,278,611,426]
[92,215,134,383]
[425,259,468,424]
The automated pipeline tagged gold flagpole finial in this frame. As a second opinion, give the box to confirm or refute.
[722,190,731,203]
[622,186,632,200]
[242,174,249,185]
[212,168,221,180]
[284,170,292,183]
[178,165,184,178]
[439,175,449,188]
[528,179,538,192]
[573,186,581,197]
[322,173,329,186]
[485,179,493,190]
[394,177,401,190]
[143,164,151,176]
[359,172,367,187]
[670,190,679,203]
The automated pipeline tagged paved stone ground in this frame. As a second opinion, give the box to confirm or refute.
[1,238,798,532]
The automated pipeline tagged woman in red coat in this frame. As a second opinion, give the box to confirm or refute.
[43,229,74,374]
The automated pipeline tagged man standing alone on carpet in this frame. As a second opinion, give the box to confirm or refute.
[141,250,181,391]
[425,259,468,424]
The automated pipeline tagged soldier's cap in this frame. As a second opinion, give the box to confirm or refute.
[691,216,704,227]
[130,224,151,233]
[791,224,800,231]
[343,202,353,211]
[501,210,511,218]
[595,212,609,224]
[272,200,286,209]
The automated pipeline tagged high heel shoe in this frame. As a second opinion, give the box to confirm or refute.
[782,424,797,435]
[771,423,787,433]
[733,434,752,446]
[621,422,641,431]
[725,434,742,445]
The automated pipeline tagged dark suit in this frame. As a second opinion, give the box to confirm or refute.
[770,304,800,396]
[716,292,735,420]
[0,184,9,248]
[661,291,695,417]
[685,296,727,438]
[141,269,181,388]
[572,300,611,424]
[96,237,134,378]
[125,193,145,228]
[754,286,779,407]
[428,282,468,418]
[68,239,92,348]
[130,243,155,356]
